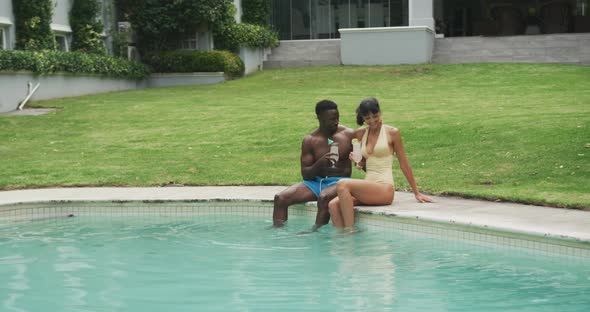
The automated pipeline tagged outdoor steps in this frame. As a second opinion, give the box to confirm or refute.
[263,39,342,69]
[261,33,590,69]
[432,33,590,64]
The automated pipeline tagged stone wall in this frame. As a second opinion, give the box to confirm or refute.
[263,39,341,69]
[433,33,590,64]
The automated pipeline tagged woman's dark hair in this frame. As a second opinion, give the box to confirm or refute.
[315,99,338,116]
[356,97,381,125]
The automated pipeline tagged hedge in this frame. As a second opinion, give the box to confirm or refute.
[230,23,279,49]
[0,50,150,79]
[142,50,244,78]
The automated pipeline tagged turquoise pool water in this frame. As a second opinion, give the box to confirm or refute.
[0,213,589,311]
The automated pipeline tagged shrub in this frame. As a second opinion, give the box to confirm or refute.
[142,50,244,78]
[117,0,278,55]
[118,0,236,53]
[212,2,278,52]
[241,0,271,26]
[231,23,279,49]
[0,50,150,79]
[70,0,107,54]
[12,0,56,51]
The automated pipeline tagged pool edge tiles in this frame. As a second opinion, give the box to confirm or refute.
[0,200,276,222]
[356,211,590,258]
[0,200,589,258]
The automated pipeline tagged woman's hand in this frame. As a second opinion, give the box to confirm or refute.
[349,152,365,170]
[415,193,434,203]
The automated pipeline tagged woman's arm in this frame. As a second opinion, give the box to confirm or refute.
[389,127,433,203]
[354,127,367,171]
[355,127,366,141]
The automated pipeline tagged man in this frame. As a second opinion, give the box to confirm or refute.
[273,100,354,229]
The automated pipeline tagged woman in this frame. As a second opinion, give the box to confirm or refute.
[328,97,433,229]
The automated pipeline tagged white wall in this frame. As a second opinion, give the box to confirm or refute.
[340,26,434,65]
[409,0,435,30]
[0,72,139,113]
[52,0,72,27]
[239,46,269,75]
[0,0,15,50]
[0,71,228,113]
[51,0,73,50]
[233,0,242,23]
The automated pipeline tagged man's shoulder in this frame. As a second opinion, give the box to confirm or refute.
[303,129,322,143]
[306,128,322,138]
[337,124,355,134]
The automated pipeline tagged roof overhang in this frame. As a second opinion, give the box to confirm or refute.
[0,16,14,26]
[51,23,72,33]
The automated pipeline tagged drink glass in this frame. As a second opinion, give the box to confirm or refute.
[329,142,339,168]
[352,141,362,164]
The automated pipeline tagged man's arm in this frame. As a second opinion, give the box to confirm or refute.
[300,136,329,180]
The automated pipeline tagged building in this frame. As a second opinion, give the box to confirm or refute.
[0,0,15,51]
[262,0,590,66]
[0,0,117,53]
[2,0,589,65]
[268,0,590,40]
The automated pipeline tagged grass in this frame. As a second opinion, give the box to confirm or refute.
[0,63,588,209]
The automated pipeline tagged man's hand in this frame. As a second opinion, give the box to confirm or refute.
[321,151,338,166]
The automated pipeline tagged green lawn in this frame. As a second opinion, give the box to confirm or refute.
[1,64,588,209]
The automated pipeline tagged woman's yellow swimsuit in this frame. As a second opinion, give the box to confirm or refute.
[361,125,395,186]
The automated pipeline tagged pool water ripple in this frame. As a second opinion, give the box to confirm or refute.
[0,214,589,311]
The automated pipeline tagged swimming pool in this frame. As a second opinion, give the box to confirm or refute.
[1,201,589,311]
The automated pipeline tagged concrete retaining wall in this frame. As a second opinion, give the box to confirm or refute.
[0,72,139,113]
[340,26,434,65]
[0,72,227,113]
[146,72,225,88]
[239,46,271,75]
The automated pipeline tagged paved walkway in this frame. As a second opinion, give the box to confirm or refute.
[0,186,589,243]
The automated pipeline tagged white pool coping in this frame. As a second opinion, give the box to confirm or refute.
[0,186,589,243]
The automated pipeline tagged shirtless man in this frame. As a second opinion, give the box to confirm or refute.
[273,100,354,229]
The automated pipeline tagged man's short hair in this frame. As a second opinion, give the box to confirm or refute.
[315,100,338,116]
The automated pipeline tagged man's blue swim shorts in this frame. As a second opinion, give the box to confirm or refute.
[303,176,349,198]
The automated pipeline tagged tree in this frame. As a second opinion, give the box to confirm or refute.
[116,0,236,53]
[13,0,56,51]
[70,0,107,54]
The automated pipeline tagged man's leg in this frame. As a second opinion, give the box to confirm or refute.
[314,184,337,228]
[273,183,317,227]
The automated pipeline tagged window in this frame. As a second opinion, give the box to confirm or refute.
[271,0,408,40]
[179,33,199,50]
[0,27,5,50]
[55,35,69,51]
[0,16,11,50]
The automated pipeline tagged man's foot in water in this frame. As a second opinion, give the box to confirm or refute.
[296,224,322,235]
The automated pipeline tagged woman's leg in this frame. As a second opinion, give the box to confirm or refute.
[336,179,394,228]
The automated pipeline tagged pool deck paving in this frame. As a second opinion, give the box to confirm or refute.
[0,186,589,243]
